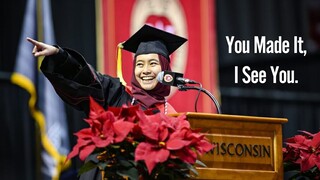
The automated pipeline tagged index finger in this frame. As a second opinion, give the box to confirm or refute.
[26,37,41,46]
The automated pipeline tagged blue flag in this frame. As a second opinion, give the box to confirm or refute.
[11,0,71,179]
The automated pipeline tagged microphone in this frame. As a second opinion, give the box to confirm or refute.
[157,71,222,114]
[157,71,198,86]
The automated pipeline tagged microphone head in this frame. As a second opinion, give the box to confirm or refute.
[156,71,164,83]
[157,71,184,86]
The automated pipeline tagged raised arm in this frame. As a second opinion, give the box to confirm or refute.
[26,37,131,114]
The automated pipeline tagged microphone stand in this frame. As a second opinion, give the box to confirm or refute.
[177,84,222,114]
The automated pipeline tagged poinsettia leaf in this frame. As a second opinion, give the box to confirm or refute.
[175,147,197,163]
[89,96,105,117]
[79,144,96,161]
[158,125,170,142]
[74,128,93,140]
[314,154,320,170]
[311,132,320,148]
[196,140,215,154]
[195,160,207,167]
[185,163,198,176]
[298,130,315,137]
[166,139,190,150]
[286,142,308,150]
[118,105,140,120]
[128,160,137,166]
[98,161,109,170]
[92,136,113,148]
[107,106,121,116]
[153,148,170,163]
[78,160,98,176]
[113,120,134,143]
[135,142,149,161]
[118,159,134,168]
[170,114,189,130]
[300,152,315,172]
[293,135,307,144]
[117,167,139,180]
[140,123,159,141]
[66,143,82,161]
[310,166,319,173]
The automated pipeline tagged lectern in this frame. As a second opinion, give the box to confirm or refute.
[177,113,288,180]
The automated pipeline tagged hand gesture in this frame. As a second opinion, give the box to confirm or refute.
[27,37,59,57]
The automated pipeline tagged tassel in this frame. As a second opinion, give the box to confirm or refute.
[116,42,127,86]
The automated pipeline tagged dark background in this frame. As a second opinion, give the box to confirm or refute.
[1,0,320,179]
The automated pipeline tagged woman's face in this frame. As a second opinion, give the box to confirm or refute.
[134,53,162,90]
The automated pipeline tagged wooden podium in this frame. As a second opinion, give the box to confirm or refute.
[178,113,288,180]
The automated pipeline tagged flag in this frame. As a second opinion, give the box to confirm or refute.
[11,0,71,179]
[96,0,219,113]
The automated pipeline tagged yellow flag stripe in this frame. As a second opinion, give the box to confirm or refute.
[10,73,70,180]
[35,0,71,178]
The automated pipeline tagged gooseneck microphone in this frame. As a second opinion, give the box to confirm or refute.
[156,71,198,86]
[156,71,222,114]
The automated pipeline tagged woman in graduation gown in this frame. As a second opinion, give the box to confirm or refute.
[27,25,187,179]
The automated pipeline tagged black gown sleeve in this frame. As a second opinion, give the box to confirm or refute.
[40,47,132,115]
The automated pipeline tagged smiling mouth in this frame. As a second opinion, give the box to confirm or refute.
[141,76,155,83]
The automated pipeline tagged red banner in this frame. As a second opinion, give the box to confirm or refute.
[97,0,218,113]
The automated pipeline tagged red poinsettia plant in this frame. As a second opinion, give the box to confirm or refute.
[66,97,214,179]
[283,130,320,179]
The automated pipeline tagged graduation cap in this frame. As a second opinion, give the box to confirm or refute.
[116,24,187,85]
[121,24,187,59]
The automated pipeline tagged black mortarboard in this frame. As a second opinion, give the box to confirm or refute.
[121,24,187,60]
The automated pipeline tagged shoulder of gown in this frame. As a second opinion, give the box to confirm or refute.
[40,47,132,114]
